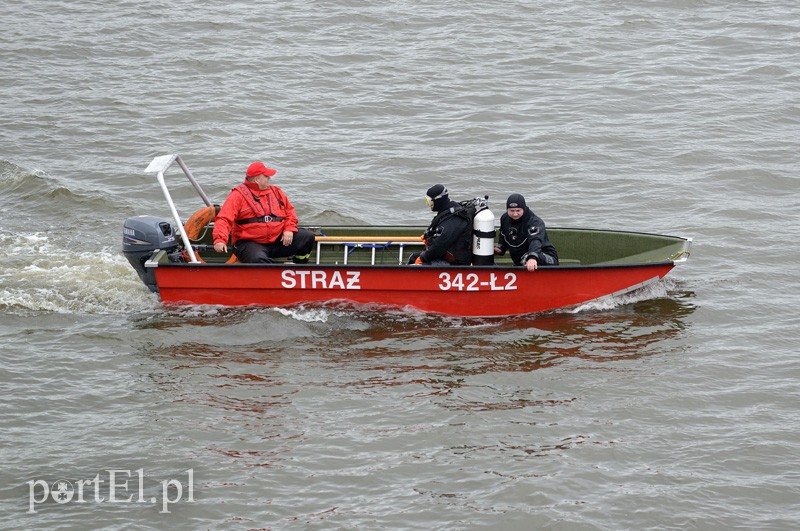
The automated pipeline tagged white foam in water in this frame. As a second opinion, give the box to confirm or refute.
[568,278,672,313]
[0,231,158,315]
[273,306,332,322]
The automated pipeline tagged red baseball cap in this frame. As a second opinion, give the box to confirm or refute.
[246,161,277,178]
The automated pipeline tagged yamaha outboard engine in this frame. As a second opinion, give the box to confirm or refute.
[122,215,181,292]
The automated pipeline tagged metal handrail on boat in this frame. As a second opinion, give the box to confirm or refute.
[314,238,423,265]
[144,154,212,264]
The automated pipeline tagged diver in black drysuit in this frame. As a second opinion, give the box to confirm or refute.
[495,193,558,270]
[409,184,472,266]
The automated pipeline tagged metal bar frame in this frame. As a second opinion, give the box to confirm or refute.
[314,240,423,265]
[144,154,212,264]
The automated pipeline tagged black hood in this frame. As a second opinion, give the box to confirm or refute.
[426,184,450,212]
[506,193,527,210]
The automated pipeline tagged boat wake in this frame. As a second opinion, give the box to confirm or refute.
[0,220,682,320]
[273,306,336,323]
[568,277,675,314]
[0,230,158,316]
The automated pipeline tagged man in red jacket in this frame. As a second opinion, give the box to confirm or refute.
[213,161,315,263]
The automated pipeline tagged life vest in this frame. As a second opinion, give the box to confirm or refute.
[215,183,295,246]
[232,183,285,225]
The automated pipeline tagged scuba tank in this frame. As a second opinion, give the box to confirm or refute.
[470,196,495,265]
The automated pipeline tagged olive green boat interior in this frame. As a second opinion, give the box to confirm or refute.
[168,223,691,267]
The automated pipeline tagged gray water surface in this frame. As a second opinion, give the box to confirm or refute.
[1,1,799,529]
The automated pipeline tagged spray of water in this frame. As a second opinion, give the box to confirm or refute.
[0,231,158,315]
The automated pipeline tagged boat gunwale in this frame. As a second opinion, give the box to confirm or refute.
[146,260,678,271]
[159,225,691,270]
[311,224,691,241]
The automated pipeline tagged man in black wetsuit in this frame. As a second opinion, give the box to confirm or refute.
[409,184,472,266]
[494,193,558,272]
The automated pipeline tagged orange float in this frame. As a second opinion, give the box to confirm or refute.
[183,205,238,264]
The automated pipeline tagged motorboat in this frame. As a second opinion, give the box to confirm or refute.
[123,155,692,317]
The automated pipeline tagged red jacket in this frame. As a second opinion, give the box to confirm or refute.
[213,181,299,246]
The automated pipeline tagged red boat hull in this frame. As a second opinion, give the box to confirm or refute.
[153,263,675,317]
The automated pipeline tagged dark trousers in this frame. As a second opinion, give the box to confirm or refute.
[233,229,315,264]
[407,251,450,266]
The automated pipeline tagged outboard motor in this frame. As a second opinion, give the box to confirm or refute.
[471,197,495,266]
[122,215,181,292]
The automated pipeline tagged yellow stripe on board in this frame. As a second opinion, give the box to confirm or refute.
[315,236,421,243]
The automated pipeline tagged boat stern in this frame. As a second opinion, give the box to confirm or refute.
[122,215,182,292]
